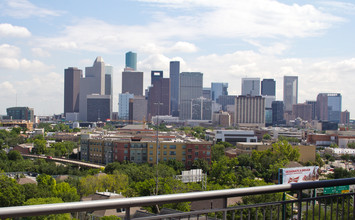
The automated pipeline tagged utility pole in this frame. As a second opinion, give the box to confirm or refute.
[154,102,163,196]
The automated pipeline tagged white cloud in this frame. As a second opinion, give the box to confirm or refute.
[169,41,198,53]
[0,44,21,58]
[1,0,64,18]
[0,58,20,69]
[31,48,51,57]
[0,57,53,72]
[0,81,16,96]
[0,23,31,38]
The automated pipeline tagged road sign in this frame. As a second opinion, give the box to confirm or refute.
[336,185,349,194]
[324,187,336,194]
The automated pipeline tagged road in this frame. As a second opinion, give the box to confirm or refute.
[21,154,105,169]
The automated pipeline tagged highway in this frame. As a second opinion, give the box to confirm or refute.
[21,154,105,169]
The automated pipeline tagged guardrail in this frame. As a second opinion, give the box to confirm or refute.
[0,178,354,219]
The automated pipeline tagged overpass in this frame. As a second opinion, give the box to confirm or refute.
[21,154,105,169]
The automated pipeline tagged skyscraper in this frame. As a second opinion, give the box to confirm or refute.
[170,61,180,117]
[283,76,298,112]
[191,97,212,120]
[203,88,212,99]
[179,72,203,120]
[148,78,170,117]
[64,67,82,115]
[241,78,260,96]
[316,93,342,123]
[79,57,106,121]
[119,93,134,120]
[261,79,276,96]
[122,69,144,96]
[306,100,317,120]
[272,101,285,126]
[125,51,137,70]
[151,70,163,85]
[235,95,265,127]
[105,65,113,120]
[211,82,228,101]
[292,103,312,121]
[87,94,111,122]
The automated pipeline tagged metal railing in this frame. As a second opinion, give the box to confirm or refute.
[0,178,354,219]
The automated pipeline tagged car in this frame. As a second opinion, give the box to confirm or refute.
[47,156,53,159]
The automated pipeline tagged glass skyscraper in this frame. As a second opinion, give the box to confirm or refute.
[316,93,342,123]
[283,76,298,112]
[211,82,228,101]
[125,51,137,70]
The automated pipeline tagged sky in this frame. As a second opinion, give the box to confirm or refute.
[0,0,354,117]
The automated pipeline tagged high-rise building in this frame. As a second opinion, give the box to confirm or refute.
[341,110,350,125]
[119,93,134,120]
[105,65,113,120]
[235,95,265,127]
[211,82,228,101]
[170,61,180,117]
[316,93,342,123]
[283,76,298,112]
[292,103,312,121]
[179,72,203,120]
[306,100,317,120]
[148,78,170,117]
[241,78,260,96]
[203,88,211,100]
[122,69,144,96]
[191,97,212,120]
[129,96,148,122]
[151,70,163,85]
[6,107,34,122]
[64,67,82,115]
[216,95,236,111]
[87,94,111,122]
[272,101,285,126]
[125,51,137,70]
[261,79,276,96]
[79,57,106,121]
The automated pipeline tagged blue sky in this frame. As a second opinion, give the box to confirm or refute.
[0,0,354,116]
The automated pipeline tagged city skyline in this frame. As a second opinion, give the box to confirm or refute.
[0,0,354,116]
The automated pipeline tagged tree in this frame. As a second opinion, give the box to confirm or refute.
[209,156,238,186]
[0,175,25,207]
[24,197,71,220]
[7,150,23,161]
[55,182,80,202]
[211,144,225,161]
[262,133,271,140]
[348,142,355,149]
[192,158,210,173]
[329,143,338,148]
[33,139,47,155]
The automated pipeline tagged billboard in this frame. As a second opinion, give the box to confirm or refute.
[280,166,320,184]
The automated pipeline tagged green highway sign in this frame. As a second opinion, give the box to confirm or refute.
[324,187,336,194]
[336,185,349,194]
[324,185,350,194]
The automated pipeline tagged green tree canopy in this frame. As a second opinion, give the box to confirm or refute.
[0,175,25,207]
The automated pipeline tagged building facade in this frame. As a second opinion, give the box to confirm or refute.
[316,93,342,123]
[86,94,111,122]
[235,95,265,127]
[125,51,137,70]
[211,82,228,101]
[191,97,212,120]
[122,69,144,96]
[283,76,298,112]
[241,78,260,96]
[170,61,180,117]
[292,103,312,122]
[272,101,285,126]
[64,67,82,115]
[119,93,134,120]
[179,72,203,120]
[261,79,276,96]
[6,107,34,122]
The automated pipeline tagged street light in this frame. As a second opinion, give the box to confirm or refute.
[154,102,163,196]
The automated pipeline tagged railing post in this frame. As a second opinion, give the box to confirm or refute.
[125,207,130,220]
[223,197,227,220]
[282,192,286,220]
[297,190,302,220]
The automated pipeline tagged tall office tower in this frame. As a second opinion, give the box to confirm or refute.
[216,95,236,111]
[151,70,163,84]
[122,69,143,96]
[211,82,228,101]
[316,93,342,123]
[191,97,212,120]
[125,51,137,70]
[261,79,276,96]
[129,96,148,122]
[64,67,82,115]
[292,103,312,121]
[6,107,34,122]
[203,88,211,99]
[170,61,180,117]
[283,76,298,112]
[306,100,317,120]
[148,78,170,117]
[179,72,203,120]
[79,57,105,121]
[341,110,350,125]
[235,95,265,127]
[241,78,260,96]
[272,101,285,126]
[119,93,134,120]
[87,94,111,122]
[105,65,113,119]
